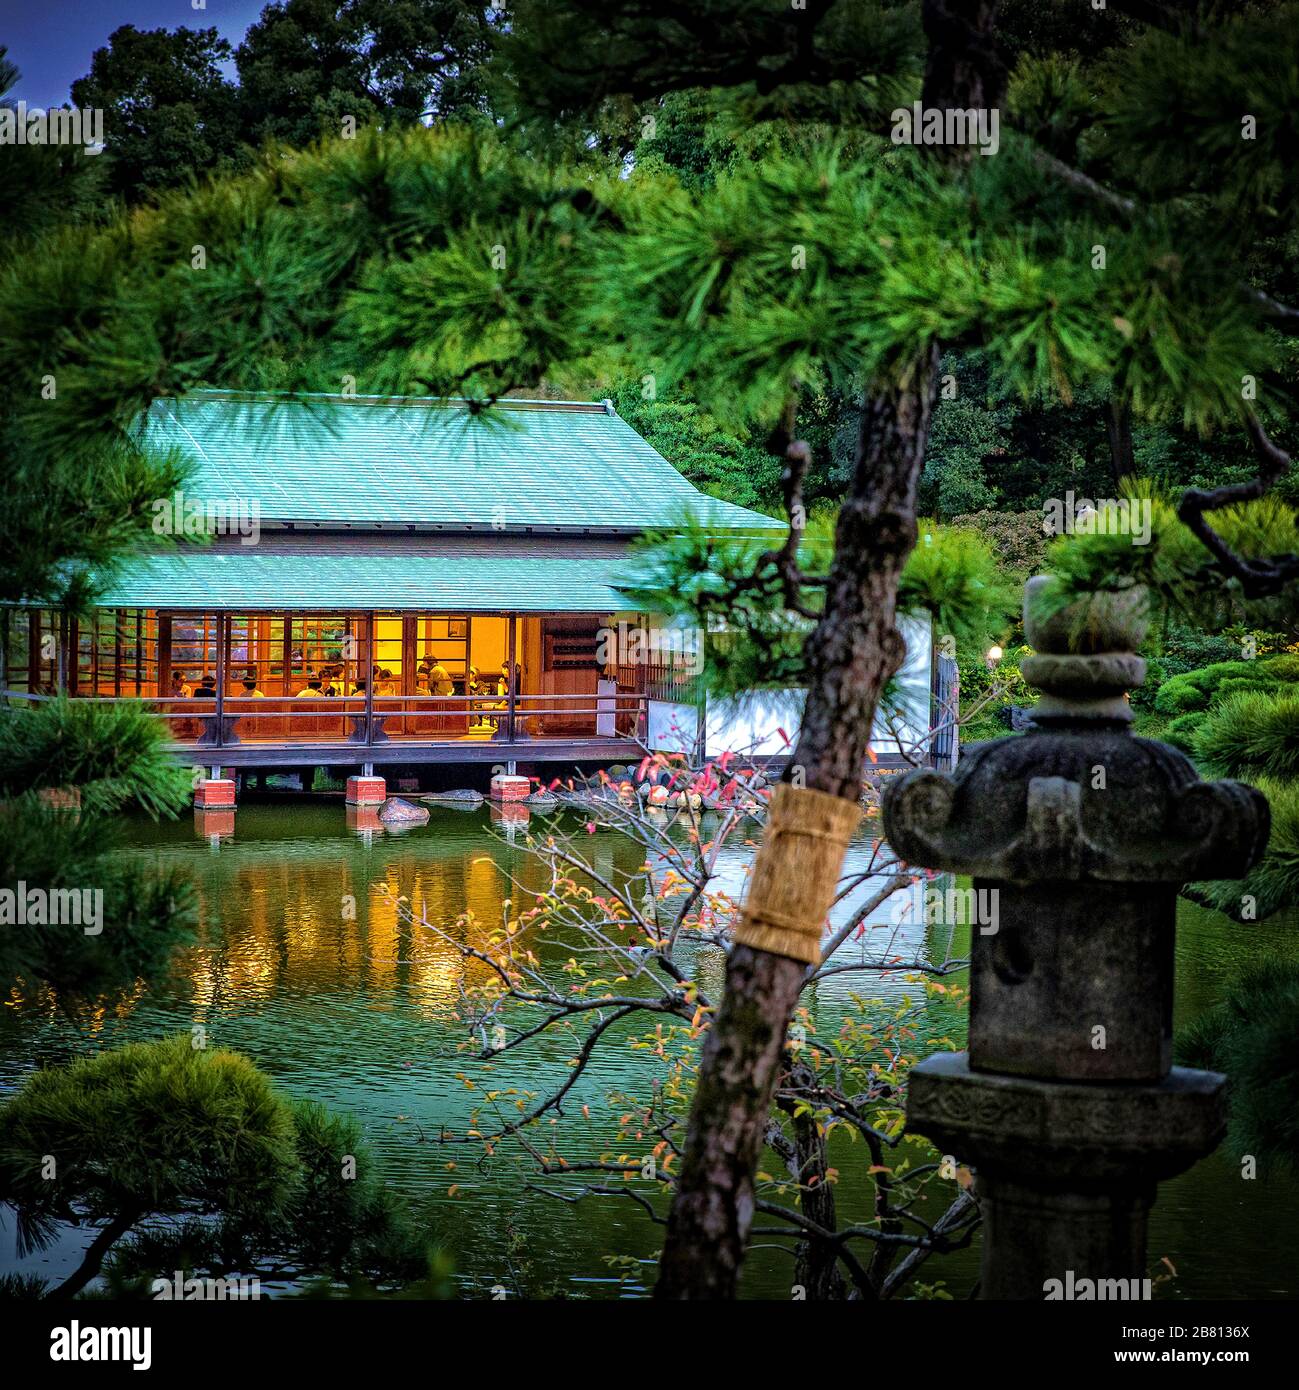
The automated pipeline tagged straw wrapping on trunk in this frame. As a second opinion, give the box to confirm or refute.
[732,783,860,964]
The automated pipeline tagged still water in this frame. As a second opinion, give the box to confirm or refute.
[1,802,1296,1298]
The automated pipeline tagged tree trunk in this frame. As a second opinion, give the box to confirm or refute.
[1104,396,1135,488]
[47,1212,138,1300]
[780,1062,847,1300]
[655,0,1003,1301]
[656,357,940,1299]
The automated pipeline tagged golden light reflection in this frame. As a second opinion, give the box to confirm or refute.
[4,810,650,1035]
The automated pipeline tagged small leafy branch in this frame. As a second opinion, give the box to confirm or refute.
[381,741,979,1300]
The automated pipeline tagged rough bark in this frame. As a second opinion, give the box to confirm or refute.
[655,0,1002,1301]
[1104,396,1135,488]
[780,1061,847,1300]
[657,357,941,1299]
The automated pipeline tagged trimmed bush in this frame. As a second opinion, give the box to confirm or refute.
[1160,712,1202,754]
[1152,656,1296,717]
[0,1037,436,1298]
[1193,690,1299,782]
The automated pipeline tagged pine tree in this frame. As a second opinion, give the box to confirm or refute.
[0,1037,437,1297]
[3,0,1298,1296]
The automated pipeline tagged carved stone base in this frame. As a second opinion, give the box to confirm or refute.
[907,1053,1227,1300]
[908,1052,1226,1185]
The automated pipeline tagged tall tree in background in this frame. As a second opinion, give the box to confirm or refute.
[54,3,500,205]
[236,0,498,147]
[69,25,243,202]
[0,48,108,237]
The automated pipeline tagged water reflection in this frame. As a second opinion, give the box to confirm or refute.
[0,803,1295,1298]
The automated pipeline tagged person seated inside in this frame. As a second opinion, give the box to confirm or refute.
[351,677,367,697]
[294,676,324,698]
[192,673,217,699]
[376,668,396,696]
[240,677,265,698]
[427,661,454,696]
[169,672,192,700]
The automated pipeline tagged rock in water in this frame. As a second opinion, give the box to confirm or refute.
[424,789,484,806]
[378,797,430,825]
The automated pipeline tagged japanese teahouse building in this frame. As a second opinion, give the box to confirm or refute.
[9,390,943,788]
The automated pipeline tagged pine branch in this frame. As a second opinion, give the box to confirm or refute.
[1026,144,1299,595]
[1178,414,1299,597]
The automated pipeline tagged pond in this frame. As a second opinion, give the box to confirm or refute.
[1,801,1296,1299]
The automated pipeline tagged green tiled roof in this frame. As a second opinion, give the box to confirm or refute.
[101,550,639,612]
[140,392,784,534]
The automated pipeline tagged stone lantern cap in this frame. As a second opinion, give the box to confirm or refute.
[883,578,1270,885]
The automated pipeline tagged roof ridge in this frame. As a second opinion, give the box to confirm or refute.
[173,389,613,414]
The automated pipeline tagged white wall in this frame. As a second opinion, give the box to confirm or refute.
[702,613,933,761]
[647,699,699,754]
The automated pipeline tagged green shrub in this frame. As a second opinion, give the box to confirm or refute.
[1160,712,1203,753]
[899,525,1017,653]
[0,1037,298,1268]
[1186,775,1297,921]
[1174,959,1299,1172]
[1152,658,1294,716]
[1160,630,1245,676]
[1193,690,1299,782]
[0,1037,437,1298]
[0,697,191,816]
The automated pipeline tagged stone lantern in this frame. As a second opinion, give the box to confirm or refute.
[882,578,1269,1300]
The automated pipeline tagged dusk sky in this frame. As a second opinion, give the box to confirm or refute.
[2,0,271,108]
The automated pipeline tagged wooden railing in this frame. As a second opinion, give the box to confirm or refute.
[1,690,650,747]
